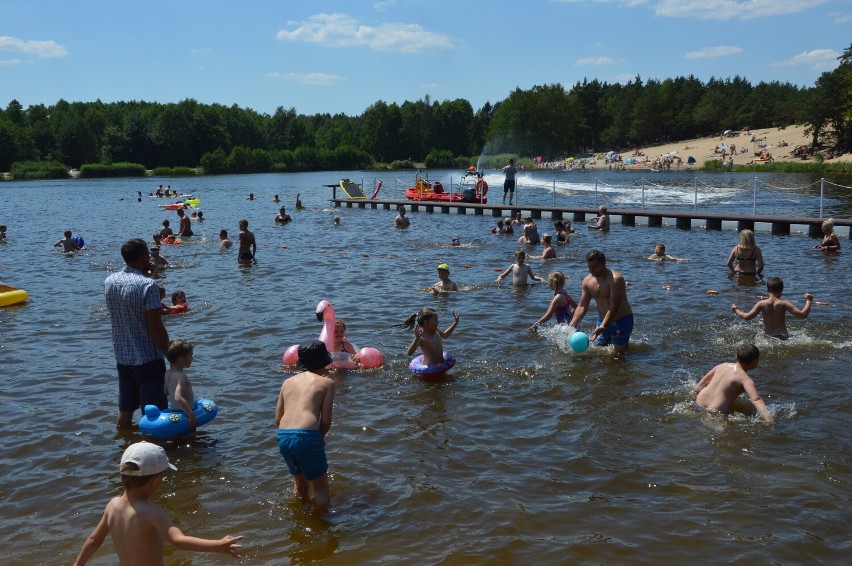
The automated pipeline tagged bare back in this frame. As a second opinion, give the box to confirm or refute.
[103,494,169,566]
[238,229,255,256]
[275,372,335,433]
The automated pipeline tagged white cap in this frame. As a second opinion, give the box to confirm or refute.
[120,442,177,476]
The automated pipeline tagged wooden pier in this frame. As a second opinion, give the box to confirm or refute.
[331,197,851,239]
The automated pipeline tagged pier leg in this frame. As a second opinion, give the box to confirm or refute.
[441,206,450,214]
[474,207,484,216]
[382,203,391,211]
[737,220,754,231]
[552,210,563,220]
[531,209,541,219]
[573,212,586,222]
[621,214,635,226]
[676,218,691,230]
[425,205,434,214]
[706,218,722,231]
[808,223,823,237]
[771,222,790,236]
[648,216,663,227]
[492,208,502,217]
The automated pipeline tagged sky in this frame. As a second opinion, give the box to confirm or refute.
[1,0,849,117]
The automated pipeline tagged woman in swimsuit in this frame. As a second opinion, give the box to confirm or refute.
[726,229,764,275]
[815,219,841,251]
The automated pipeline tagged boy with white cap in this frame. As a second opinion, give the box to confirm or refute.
[275,341,336,515]
[73,442,243,565]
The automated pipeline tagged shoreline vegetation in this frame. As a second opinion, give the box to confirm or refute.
[4,125,851,181]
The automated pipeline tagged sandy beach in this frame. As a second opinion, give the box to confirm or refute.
[624,124,851,167]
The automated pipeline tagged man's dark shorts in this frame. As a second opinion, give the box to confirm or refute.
[118,358,167,412]
[503,179,516,194]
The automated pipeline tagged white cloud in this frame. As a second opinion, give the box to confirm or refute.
[684,45,743,59]
[373,0,396,10]
[654,0,828,21]
[576,56,615,66]
[0,36,68,57]
[276,13,454,52]
[771,48,839,69]
[831,13,852,23]
[266,72,346,86]
[613,73,635,84]
[0,58,23,66]
[419,82,440,89]
[191,48,213,55]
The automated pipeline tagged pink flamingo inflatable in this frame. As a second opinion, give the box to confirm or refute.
[283,300,384,369]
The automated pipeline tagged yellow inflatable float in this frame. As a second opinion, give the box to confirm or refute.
[0,285,28,307]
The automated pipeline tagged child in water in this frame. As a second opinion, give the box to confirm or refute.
[694,343,772,423]
[529,271,578,332]
[648,243,686,262]
[164,339,198,430]
[72,442,243,565]
[731,277,813,340]
[496,250,543,286]
[219,229,232,248]
[0,224,6,241]
[395,308,460,366]
[53,230,81,253]
[164,290,188,315]
[534,234,556,259]
[331,319,360,365]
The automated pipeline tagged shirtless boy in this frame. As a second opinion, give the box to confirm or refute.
[694,343,772,423]
[732,277,813,340]
[237,219,256,262]
[648,243,686,262]
[569,249,634,356]
[496,250,543,286]
[275,341,336,515]
[395,205,410,227]
[434,263,458,293]
[176,208,193,238]
[54,230,81,253]
[73,442,242,565]
[588,205,610,231]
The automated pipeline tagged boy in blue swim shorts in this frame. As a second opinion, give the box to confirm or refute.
[275,341,335,514]
[569,249,634,357]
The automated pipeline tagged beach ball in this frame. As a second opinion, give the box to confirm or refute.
[358,347,384,369]
[569,331,590,353]
[282,344,299,366]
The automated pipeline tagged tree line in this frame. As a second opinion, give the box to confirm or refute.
[0,44,848,174]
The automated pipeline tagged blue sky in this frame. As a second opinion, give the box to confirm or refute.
[1,0,849,117]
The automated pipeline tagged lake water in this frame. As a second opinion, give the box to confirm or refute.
[1,169,850,565]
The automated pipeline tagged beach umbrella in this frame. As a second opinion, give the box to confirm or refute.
[625,157,634,164]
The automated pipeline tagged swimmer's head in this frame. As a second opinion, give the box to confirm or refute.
[598,205,607,213]
[655,243,665,255]
[548,271,565,289]
[415,307,437,327]
[166,338,194,364]
[437,263,450,274]
[738,229,756,249]
[496,220,504,227]
[515,249,526,260]
[542,234,552,244]
[219,229,228,239]
[334,319,347,339]
[736,343,759,366]
[766,277,783,295]
[162,219,170,227]
[822,218,835,233]
[171,290,186,305]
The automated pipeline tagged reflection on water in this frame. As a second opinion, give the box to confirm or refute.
[1,171,850,564]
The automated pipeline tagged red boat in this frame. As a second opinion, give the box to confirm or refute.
[405,178,487,203]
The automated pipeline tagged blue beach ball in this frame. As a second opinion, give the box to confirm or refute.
[569,331,590,353]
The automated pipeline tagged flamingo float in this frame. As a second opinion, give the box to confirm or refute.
[283,300,384,369]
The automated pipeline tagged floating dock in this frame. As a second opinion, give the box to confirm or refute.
[331,197,850,239]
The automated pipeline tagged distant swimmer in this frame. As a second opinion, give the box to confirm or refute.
[237,219,256,262]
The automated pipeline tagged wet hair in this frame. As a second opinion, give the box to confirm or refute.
[548,271,565,288]
[220,229,228,238]
[171,290,186,304]
[656,243,666,251]
[766,277,783,294]
[197,211,203,219]
[120,238,149,264]
[166,338,193,363]
[542,234,552,244]
[393,307,436,330]
[599,205,607,212]
[239,219,248,228]
[586,249,606,263]
[153,233,162,242]
[736,343,760,365]
[120,462,159,489]
[64,230,72,238]
[822,218,834,231]
[335,319,347,333]
[515,249,527,259]
[162,219,170,227]
[738,229,756,249]
[524,217,533,223]
[397,205,406,212]
[496,219,504,227]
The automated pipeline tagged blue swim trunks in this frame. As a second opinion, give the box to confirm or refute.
[277,429,328,481]
[594,314,634,347]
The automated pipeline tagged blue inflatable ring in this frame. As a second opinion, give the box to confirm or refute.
[138,398,218,439]
[410,352,456,376]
